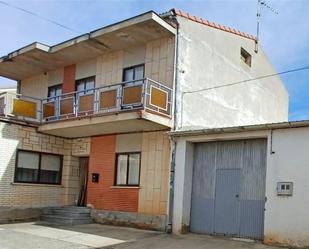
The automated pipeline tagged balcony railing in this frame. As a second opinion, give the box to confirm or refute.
[0,78,172,124]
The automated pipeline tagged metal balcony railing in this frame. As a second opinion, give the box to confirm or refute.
[0,78,172,124]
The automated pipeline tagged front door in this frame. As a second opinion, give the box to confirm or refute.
[78,157,89,206]
[214,169,241,236]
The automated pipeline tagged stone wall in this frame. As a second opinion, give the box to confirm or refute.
[0,121,80,208]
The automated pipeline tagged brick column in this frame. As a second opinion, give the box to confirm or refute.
[63,64,76,93]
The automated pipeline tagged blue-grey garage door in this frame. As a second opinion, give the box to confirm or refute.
[190,139,267,239]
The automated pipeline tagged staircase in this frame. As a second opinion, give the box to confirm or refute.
[40,206,93,226]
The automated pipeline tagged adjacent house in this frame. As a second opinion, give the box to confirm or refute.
[0,8,289,241]
[170,121,309,248]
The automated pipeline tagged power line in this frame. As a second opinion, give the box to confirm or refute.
[0,0,81,34]
[183,65,309,95]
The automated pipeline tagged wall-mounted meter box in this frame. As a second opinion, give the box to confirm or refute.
[277,182,293,196]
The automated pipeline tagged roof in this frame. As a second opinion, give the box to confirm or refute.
[169,120,309,137]
[0,11,176,80]
[173,9,256,41]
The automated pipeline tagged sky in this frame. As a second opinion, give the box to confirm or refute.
[0,0,308,120]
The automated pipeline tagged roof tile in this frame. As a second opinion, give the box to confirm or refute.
[173,9,256,41]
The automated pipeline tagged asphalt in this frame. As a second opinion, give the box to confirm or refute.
[0,222,283,249]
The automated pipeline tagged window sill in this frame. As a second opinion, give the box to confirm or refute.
[110,186,140,189]
[11,182,64,188]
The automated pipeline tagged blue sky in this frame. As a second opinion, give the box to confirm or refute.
[0,0,308,120]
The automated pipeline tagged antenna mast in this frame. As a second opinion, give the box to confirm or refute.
[255,0,278,53]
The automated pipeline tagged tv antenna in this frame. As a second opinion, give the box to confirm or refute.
[255,0,278,53]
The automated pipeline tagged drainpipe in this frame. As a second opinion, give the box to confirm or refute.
[163,10,180,233]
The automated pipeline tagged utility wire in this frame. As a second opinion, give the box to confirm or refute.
[0,0,81,34]
[183,65,309,94]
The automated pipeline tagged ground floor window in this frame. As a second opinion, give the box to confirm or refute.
[15,150,63,185]
[115,152,141,186]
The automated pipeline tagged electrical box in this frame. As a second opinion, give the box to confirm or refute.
[277,182,293,196]
[92,173,99,183]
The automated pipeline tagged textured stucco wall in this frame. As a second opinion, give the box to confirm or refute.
[176,16,289,130]
[0,122,80,208]
[264,127,309,247]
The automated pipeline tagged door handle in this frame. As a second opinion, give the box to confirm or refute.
[235,194,239,198]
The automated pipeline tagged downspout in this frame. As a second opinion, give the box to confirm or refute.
[164,9,180,233]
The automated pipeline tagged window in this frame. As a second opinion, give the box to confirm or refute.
[48,84,62,100]
[76,76,95,96]
[241,47,252,67]
[123,65,144,82]
[115,153,141,186]
[15,150,62,184]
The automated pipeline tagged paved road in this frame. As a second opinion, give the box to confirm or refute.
[0,222,281,249]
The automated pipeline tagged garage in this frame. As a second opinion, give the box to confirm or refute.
[190,139,267,239]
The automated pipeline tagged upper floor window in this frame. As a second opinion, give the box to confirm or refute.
[76,76,95,96]
[15,150,63,185]
[123,64,144,82]
[48,84,62,100]
[115,152,141,186]
[241,47,252,67]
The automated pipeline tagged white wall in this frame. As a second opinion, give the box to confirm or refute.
[264,127,309,247]
[176,16,288,130]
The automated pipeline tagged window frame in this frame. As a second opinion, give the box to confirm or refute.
[75,76,96,96]
[14,149,63,185]
[114,152,141,187]
[48,84,63,100]
[122,64,145,82]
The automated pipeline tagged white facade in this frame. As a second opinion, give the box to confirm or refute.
[174,15,288,130]
[172,124,309,247]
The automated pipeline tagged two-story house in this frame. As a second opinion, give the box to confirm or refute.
[0,9,288,230]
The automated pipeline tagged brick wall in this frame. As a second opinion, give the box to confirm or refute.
[63,64,76,93]
[0,122,80,207]
[87,135,139,212]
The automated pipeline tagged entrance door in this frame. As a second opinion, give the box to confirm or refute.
[78,157,89,206]
[214,169,241,236]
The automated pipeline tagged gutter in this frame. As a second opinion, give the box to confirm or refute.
[169,120,309,138]
[161,9,179,233]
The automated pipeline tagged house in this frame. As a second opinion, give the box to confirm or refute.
[170,120,309,247]
[0,9,287,233]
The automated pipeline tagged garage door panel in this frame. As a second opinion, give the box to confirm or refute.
[193,143,217,199]
[190,197,214,234]
[190,139,267,240]
[216,140,244,169]
[241,139,267,200]
[239,200,265,239]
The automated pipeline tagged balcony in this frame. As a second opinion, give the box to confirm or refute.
[0,78,173,137]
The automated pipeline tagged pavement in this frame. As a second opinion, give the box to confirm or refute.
[0,222,283,249]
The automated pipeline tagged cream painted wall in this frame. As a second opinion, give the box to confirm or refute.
[76,58,97,80]
[96,50,124,87]
[138,131,170,215]
[116,133,142,153]
[20,73,48,99]
[176,16,288,130]
[48,68,63,87]
[145,37,175,88]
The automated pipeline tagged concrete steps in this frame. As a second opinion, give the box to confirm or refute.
[39,206,93,226]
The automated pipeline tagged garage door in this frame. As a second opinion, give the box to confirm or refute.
[190,139,267,239]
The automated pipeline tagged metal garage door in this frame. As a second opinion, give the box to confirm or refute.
[190,139,267,239]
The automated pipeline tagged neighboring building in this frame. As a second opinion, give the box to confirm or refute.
[0,8,288,237]
[0,87,16,94]
[170,121,309,247]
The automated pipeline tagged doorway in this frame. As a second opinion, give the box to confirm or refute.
[77,157,89,207]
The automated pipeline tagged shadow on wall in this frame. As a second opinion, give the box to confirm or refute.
[0,122,20,208]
